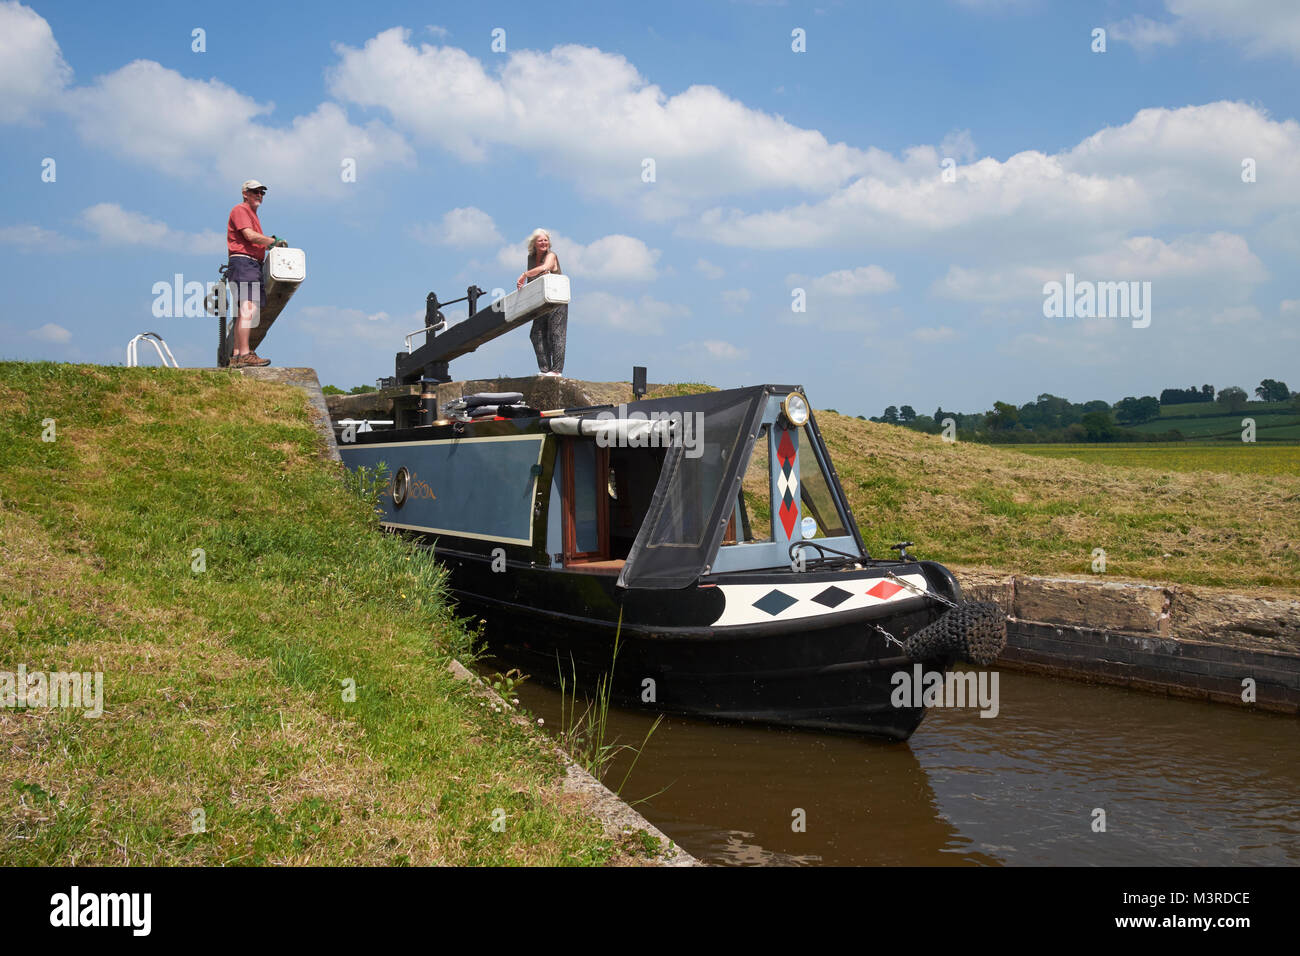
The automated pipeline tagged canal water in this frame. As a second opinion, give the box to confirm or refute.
[490,662,1300,866]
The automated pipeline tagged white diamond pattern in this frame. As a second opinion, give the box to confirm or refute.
[777,469,798,498]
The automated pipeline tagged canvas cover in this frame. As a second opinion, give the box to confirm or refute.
[613,386,768,589]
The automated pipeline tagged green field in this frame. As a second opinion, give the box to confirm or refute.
[1002,442,1300,476]
[1155,400,1293,419]
[1130,411,1300,440]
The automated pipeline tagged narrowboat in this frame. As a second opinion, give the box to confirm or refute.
[338,380,1004,740]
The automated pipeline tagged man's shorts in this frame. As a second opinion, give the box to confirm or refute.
[228,255,265,310]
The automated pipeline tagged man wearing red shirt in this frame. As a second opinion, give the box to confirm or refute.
[226,179,281,367]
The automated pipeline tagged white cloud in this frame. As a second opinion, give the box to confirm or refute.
[688,102,1300,251]
[912,326,959,343]
[940,128,978,163]
[1163,0,1300,60]
[1281,299,1300,315]
[81,203,224,255]
[695,258,725,279]
[0,224,72,249]
[1107,15,1182,50]
[721,289,751,313]
[28,322,71,343]
[297,306,401,349]
[494,231,660,282]
[1211,305,1261,324]
[62,59,412,196]
[974,0,1300,60]
[684,340,748,360]
[931,265,1051,302]
[785,300,896,333]
[576,291,688,334]
[1077,232,1267,282]
[327,29,870,213]
[411,207,503,246]
[933,233,1268,303]
[0,1,72,124]
[788,265,899,296]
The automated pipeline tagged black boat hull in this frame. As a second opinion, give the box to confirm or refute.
[438,549,951,740]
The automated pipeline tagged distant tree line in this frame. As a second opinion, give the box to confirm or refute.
[1255,378,1291,403]
[322,384,379,396]
[863,377,1295,443]
[1159,384,1214,405]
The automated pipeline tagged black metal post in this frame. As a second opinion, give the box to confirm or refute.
[466,285,484,316]
[419,378,438,426]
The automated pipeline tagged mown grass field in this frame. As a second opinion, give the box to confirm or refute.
[812,414,1300,594]
[0,362,633,866]
[1003,442,1300,476]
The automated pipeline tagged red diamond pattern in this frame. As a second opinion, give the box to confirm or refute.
[776,425,798,538]
[865,580,904,600]
[776,427,795,468]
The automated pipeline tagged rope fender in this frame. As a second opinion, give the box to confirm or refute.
[903,601,1007,666]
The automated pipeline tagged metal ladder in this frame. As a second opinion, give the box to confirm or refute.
[126,332,179,368]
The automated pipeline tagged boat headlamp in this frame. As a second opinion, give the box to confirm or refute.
[782,392,810,427]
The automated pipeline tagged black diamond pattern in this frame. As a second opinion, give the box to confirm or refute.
[812,586,852,608]
[752,589,798,616]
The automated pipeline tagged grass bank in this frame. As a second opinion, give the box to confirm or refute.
[812,413,1300,594]
[0,362,628,865]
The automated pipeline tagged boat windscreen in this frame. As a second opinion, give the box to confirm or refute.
[617,387,766,588]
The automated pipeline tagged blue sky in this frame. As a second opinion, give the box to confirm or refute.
[2,0,1298,416]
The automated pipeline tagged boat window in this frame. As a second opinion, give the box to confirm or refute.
[572,440,600,552]
[617,385,767,589]
[735,423,773,543]
[796,424,849,538]
[642,396,751,550]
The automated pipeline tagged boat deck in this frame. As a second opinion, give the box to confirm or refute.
[566,559,627,574]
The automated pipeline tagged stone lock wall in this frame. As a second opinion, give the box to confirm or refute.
[954,569,1300,714]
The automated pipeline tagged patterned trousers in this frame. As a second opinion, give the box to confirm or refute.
[529,304,567,374]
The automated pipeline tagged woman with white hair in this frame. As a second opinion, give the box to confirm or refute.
[517,228,567,376]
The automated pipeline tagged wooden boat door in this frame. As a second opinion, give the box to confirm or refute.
[560,438,610,563]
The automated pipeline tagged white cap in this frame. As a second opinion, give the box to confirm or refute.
[241,179,267,192]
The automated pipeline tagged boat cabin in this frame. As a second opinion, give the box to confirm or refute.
[341,384,868,589]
